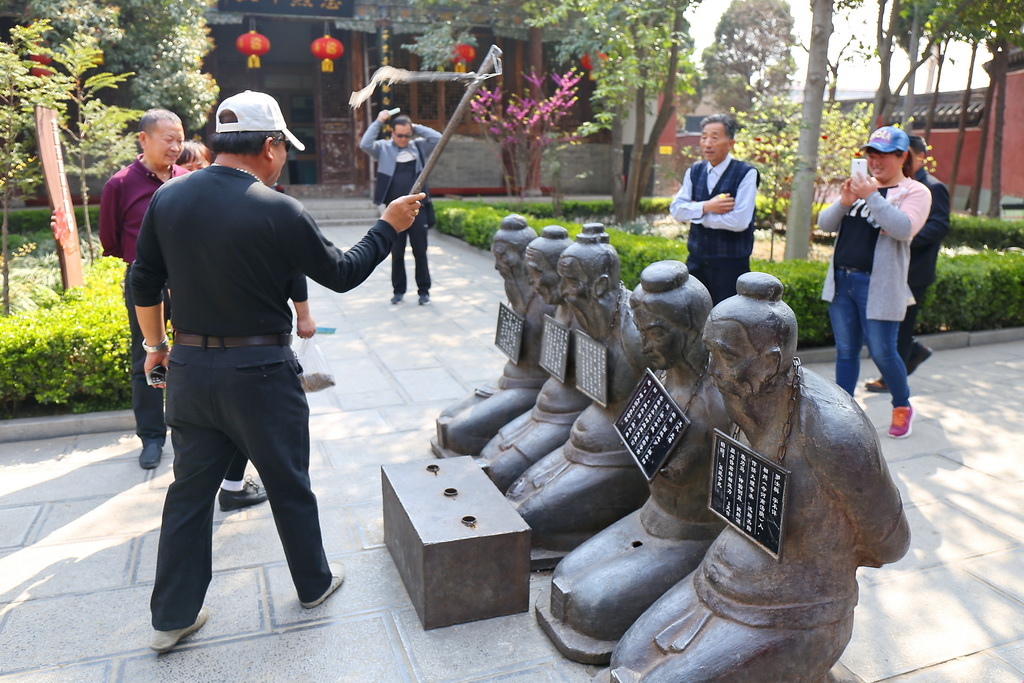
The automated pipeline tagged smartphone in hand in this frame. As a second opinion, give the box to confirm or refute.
[851,158,868,180]
[146,365,167,386]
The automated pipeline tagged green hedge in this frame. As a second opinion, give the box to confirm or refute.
[4,206,102,253]
[948,214,1024,250]
[436,202,1024,348]
[0,256,130,418]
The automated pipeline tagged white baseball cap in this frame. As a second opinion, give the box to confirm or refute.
[215,90,305,151]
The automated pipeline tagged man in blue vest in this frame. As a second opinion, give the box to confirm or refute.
[669,114,760,304]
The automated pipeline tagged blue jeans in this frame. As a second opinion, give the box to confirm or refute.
[828,269,910,408]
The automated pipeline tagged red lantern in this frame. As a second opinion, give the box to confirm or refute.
[451,43,476,72]
[236,30,271,69]
[29,52,52,78]
[579,52,607,80]
[311,35,344,73]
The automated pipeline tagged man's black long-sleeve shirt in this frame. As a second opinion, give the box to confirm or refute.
[131,165,397,336]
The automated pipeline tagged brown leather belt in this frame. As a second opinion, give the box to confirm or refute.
[173,332,292,349]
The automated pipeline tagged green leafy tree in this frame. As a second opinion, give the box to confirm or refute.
[734,97,870,243]
[701,0,796,112]
[48,31,141,261]
[0,20,68,315]
[24,0,217,129]
[526,0,699,223]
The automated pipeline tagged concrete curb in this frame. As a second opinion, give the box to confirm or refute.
[794,325,1024,365]
[3,327,1023,446]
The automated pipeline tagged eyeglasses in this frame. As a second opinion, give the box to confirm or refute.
[393,134,412,139]
[268,135,292,152]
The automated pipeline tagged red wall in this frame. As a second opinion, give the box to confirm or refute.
[913,68,1024,202]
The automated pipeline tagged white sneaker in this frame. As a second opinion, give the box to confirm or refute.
[301,561,345,608]
[151,607,208,653]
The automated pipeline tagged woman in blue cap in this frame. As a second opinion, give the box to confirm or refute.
[819,126,932,439]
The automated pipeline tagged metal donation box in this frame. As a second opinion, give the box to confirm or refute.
[382,456,531,629]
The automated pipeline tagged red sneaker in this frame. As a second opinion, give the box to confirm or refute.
[889,405,914,439]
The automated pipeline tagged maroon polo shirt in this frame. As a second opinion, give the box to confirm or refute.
[99,156,187,265]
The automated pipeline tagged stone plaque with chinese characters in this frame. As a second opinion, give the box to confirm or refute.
[615,369,689,481]
[539,314,570,382]
[574,329,607,407]
[709,429,789,559]
[494,302,525,363]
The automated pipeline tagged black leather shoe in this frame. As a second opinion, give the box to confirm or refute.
[218,478,268,512]
[139,442,163,469]
[906,344,933,375]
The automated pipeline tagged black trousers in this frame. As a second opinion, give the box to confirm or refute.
[123,265,166,445]
[150,344,331,630]
[685,255,750,306]
[898,284,929,366]
[391,220,430,296]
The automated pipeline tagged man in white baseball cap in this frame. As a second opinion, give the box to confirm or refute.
[215,89,305,151]
[132,89,423,653]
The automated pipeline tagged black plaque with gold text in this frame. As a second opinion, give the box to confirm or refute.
[574,330,607,407]
[539,315,570,382]
[494,302,525,363]
[614,369,689,480]
[218,0,354,18]
[709,429,789,559]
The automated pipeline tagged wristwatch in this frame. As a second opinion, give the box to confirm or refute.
[142,338,169,353]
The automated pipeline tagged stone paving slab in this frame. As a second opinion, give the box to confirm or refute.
[1,225,1023,681]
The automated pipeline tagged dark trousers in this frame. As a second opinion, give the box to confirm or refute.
[391,220,430,296]
[223,450,248,482]
[150,344,331,630]
[685,255,750,306]
[124,265,166,445]
[897,284,929,367]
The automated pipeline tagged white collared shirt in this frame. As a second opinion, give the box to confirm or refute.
[669,154,758,232]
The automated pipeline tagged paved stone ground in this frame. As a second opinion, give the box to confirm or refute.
[1,217,1023,682]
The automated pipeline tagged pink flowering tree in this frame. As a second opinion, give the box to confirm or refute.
[470,69,581,197]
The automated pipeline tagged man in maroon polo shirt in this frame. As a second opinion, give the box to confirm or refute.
[100,108,187,469]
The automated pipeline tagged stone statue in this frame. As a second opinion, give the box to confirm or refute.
[601,272,911,683]
[480,225,593,492]
[537,261,730,664]
[506,223,650,567]
[432,215,552,459]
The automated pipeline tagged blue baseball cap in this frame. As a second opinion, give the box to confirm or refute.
[861,126,909,153]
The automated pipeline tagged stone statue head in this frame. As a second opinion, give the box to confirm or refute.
[526,225,573,306]
[703,272,797,399]
[557,224,620,337]
[492,214,536,284]
[629,261,712,371]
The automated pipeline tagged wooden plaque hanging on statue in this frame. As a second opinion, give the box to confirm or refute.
[34,106,83,289]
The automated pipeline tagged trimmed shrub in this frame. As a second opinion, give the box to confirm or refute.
[0,256,130,417]
[436,202,1024,349]
[947,214,1024,250]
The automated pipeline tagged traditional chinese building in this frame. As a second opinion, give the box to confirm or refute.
[205,0,617,198]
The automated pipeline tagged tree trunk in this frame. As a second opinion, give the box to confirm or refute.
[966,70,994,215]
[624,6,685,224]
[79,154,95,262]
[948,42,978,195]
[923,44,946,140]
[2,197,9,316]
[784,0,833,261]
[901,3,920,129]
[987,39,1008,218]
[871,0,901,126]
[610,118,627,224]
[622,84,648,224]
